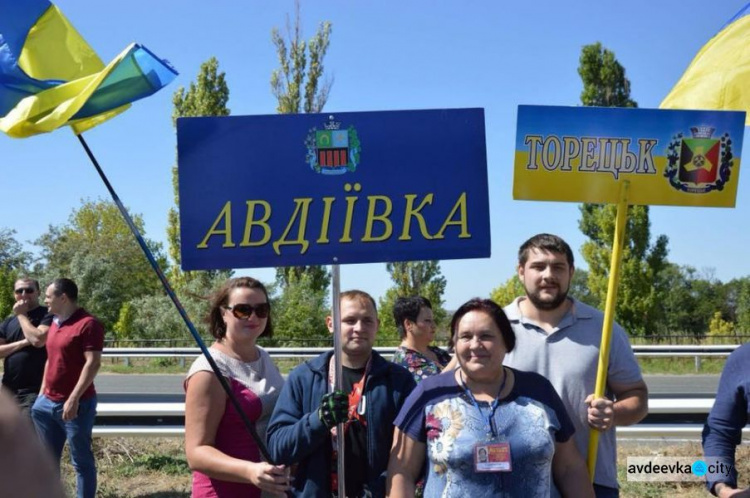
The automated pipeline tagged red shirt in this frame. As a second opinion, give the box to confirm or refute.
[43,308,105,402]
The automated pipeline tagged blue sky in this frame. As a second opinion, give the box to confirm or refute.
[2,0,749,310]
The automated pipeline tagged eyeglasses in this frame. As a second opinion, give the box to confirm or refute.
[14,287,36,295]
[225,303,270,320]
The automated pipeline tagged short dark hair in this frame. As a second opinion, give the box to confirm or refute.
[339,289,377,315]
[518,233,574,268]
[207,277,273,340]
[393,296,432,339]
[449,298,515,353]
[15,277,40,292]
[51,278,78,302]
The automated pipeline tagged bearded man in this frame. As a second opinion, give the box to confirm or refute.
[503,233,648,498]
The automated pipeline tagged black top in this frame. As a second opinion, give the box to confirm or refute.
[0,306,53,396]
[342,365,368,498]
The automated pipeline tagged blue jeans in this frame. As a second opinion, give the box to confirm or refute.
[31,394,97,498]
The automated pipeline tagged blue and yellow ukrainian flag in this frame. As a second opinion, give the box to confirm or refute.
[661,3,750,124]
[0,0,177,138]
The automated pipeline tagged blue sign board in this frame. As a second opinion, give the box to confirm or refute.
[177,108,489,270]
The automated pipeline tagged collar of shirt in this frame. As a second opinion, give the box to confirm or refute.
[507,296,594,335]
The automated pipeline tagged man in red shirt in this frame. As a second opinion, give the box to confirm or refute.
[31,278,104,498]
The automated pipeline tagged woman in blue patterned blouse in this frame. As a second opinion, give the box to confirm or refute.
[391,296,453,383]
[387,298,594,498]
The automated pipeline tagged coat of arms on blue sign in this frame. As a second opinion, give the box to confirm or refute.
[306,115,361,174]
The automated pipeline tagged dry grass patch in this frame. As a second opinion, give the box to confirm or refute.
[619,441,750,497]
[60,438,190,497]
[51,437,748,497]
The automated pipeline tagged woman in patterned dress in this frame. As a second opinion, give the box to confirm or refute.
[387,298,594,498]
[184,277,290,497]
[391,296,453,383]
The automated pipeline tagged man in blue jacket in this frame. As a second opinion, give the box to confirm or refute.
[702,342,749,497]
[268,289,416,497]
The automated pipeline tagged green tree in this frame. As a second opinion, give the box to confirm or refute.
[0,267,16,319]
[490,275,525,308]
[271,272,330,347]
[270,1,333,115]
[34,200,165,329]
[378,261,447,344]
[652,264,701,336]
[577,42,669,336]
[733,277,750,334]
[651,264,733,337]
[168,57,232,289]
[0,228,32,271]
[271,3,333,293]
[0,228,31,318]
[117,273,222,343]
[570,268,598,307]
[578,42,637,108]
[708,311,734,343]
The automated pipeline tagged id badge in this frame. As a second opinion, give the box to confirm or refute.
[474,442,511,472]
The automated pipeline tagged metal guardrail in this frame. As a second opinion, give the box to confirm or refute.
[101,345,741,359]
[631,345,741,356]
[91,425,750,440]
[92,397,750,440]
[92,346,743,438]
[618,426,750,439]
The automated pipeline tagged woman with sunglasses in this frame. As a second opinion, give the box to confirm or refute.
[185,277,290,498]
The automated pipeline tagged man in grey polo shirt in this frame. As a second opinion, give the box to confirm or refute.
[503,233,648,498]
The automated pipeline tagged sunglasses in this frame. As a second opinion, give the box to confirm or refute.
[14,287,36,295]
[225,302,270,320]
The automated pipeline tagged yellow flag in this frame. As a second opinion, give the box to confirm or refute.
[660,4,750,125]
[0,0,176,138]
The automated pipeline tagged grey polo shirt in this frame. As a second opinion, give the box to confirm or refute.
[503,296,643,491]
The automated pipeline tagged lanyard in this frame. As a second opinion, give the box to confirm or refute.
[459,367,507,440]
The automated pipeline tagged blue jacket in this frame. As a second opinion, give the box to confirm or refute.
[267,350,416,497]
[702,342,750,494]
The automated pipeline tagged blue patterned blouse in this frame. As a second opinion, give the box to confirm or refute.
[394,368,575,498]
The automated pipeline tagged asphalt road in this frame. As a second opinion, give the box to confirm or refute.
[95,373,720,399]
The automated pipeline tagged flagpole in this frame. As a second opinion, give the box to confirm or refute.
[587,180,630,479]
[76,133,273,462]
[330,263,346,498]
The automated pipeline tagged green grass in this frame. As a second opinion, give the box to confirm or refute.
[98,358,192,375]
[97,356,309,375]
[637,357,727,375]
[113,454,190,477]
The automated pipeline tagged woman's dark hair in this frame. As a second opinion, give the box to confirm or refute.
[206,277,273,340]
[393,296,432,339]
[449,298,515,353]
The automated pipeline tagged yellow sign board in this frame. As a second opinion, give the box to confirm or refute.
[513,105,745,207]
